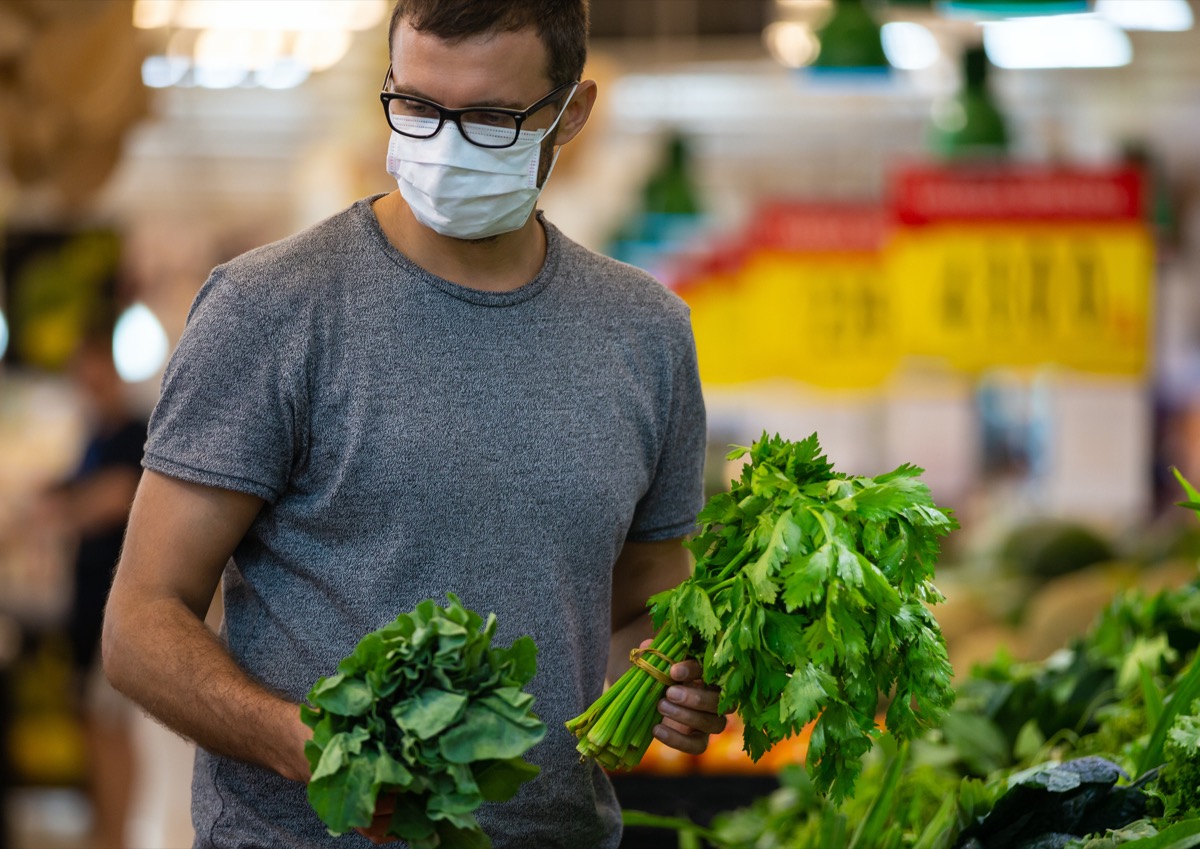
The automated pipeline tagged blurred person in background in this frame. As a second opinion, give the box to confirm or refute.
[35,327,146,849]
[102,1,723,848]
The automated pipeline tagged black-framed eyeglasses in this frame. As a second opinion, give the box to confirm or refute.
[380,69,578,149]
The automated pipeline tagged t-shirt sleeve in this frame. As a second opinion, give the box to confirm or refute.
[142,269,302,502]
[626,315,707,542]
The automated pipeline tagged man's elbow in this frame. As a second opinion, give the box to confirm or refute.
[100,587,135,694]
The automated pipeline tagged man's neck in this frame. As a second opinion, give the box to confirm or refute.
[372,192,547,293]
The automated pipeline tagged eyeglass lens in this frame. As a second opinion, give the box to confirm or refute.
[386,97,523,147]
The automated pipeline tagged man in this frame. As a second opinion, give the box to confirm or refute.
[102,1,724,847]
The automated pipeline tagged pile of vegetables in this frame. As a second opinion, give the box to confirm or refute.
[301,594,545,849]
[567,432,959,801]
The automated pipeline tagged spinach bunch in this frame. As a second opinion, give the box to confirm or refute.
[301,594,545,848]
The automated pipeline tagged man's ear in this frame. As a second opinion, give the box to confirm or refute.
[554,79,598,147]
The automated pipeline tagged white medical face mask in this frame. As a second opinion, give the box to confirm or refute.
[385,87,576,240]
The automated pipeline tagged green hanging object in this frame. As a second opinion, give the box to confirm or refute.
[927,46,1009,158]
[642,133,701,217]
[812,0,889,70]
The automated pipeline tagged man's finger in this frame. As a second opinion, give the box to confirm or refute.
[652,722,709,755]
[669,660,702,681]
[657,698,728,735]
[664,684,721,713]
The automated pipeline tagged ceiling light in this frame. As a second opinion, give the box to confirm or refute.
[983,16,1133,69]
[256,58,310,90]
[881,22,941,71]
[113,304,169,384]
[1095,0,1193,31]
[141,55,189,88]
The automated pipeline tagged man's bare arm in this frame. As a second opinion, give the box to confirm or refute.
[102,469,312,782]
[609,538,691,683]
[609,537,726,754]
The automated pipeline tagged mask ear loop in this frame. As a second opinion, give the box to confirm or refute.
[530,83,580,187]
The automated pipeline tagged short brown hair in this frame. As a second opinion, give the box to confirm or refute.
[387,0,589,88]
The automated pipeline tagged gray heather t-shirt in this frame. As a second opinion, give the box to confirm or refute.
[143,196,706,849]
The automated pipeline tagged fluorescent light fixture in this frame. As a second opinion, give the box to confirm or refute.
[293,29,352,73]
[113,304,169,383]
[256,58,310,90]
[1096,0,1193,31]
[0,309,8,361]
[141,55,189,88]
[134,0,387,32]
[881,22,941,71]
[983,16,1133,68]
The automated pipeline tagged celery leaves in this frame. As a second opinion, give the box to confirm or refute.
[665,432,958,801]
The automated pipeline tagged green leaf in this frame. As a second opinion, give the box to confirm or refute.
[307,752,377,835]
[802,612,840,668]
[781,545,832,611]
[762,609,809,667]
[374,746,414,790]
[833,543,864,588]
[439,703,547,764]
[393,689,469,741]
[779,664,835,728]
[472,756,541,802]
[1141,649,1200,776]
[310,726,371,782]
[308,675,375,717]
[388,794,438,843]
[499,636,538,685]
[1173,467,1200,506]
[1106,818,1200,849]
[677,584,722,641]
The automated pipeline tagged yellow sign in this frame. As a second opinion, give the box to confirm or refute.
[889,224,1154,375]
[686,251,899,389]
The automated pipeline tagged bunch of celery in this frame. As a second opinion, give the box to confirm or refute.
[565,432,958,801]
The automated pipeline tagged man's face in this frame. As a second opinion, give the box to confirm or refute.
[389,21,565,187]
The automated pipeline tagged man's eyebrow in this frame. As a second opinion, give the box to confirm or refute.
[388,82,524,111]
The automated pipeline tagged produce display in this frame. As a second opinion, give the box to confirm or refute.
[567,432,958,801]
[300,595,545,849]
[622,469,1200,849]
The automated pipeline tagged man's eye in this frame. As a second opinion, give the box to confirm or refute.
[465,111,513,127]
[398,100,435,117]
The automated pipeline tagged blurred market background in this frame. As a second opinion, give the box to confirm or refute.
[1,0,1199,847]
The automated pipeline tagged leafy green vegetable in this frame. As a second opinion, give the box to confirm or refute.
[301,594,545,848]
[566,432,959,802]
[1151,699,1200,821]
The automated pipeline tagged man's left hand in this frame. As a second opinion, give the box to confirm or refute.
[652,653,727,755]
